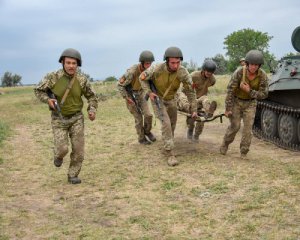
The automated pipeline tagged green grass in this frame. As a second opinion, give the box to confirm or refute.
[0,79,299,239]
[0,121,9,147]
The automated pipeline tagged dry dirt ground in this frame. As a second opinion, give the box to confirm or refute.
[0,88,299,239]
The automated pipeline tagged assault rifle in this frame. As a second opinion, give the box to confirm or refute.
[144,80,164,123]
[46,89,63,119]
[124,84,142,114]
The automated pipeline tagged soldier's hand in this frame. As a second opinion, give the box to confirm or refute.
[225,110,232,118]
[88,111,96,121]
[48,99,57,110]
[126,97,134,105]
[149,92,158,101]
[240,82,250,93]
[191,112,198,119]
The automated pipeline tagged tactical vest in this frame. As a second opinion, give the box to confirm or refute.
[131,65,142,91]
[235,69,262,99]
[153,70,181,100]
[52,75,83,116]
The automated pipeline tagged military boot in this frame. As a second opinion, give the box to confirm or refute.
[193,135,199,142]
[54,157,63,167]
[206,101,217,118]
[165,150,179,166]
[240,153,248,160]
[187,128,193,140]
[68,176,81,184]
[139,138,151,145]
[220,144,228,155]
[145,132,156,142]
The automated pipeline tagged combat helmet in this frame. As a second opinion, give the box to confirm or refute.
[239,58,245,62]
[163,47,183,61]
[245,50,264,65]
[202,59,217,73]
[59,48,82,66]
[139,50,155,62]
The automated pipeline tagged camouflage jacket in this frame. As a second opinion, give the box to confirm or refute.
[34,69,98,113]
[117,64,143,98]
[225,67,269,112]
[139,62,197,112]
[191,70,216,98]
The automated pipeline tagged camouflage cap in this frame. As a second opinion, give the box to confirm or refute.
[239,58,245,62]
[59,48,82,66]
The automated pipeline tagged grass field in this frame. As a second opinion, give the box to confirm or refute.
[0,77,299,239]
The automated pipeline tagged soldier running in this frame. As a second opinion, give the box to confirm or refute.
[140,47,197,166]
[34,48,98,184]
[117,50,156,144]
[220,50,268,158]
[177,60,218,142]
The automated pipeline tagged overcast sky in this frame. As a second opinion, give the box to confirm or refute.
[1,0,300,85]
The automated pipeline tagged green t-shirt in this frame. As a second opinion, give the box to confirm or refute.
[52,75,83,116]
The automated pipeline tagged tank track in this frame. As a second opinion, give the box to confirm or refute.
[253,100,300,151]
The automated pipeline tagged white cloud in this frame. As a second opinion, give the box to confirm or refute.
[1,0,300,83]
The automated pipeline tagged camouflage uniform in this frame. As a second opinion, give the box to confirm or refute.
[117,64,153,143]
[177,70,217,139]
[221,67,268,155]
[34,69,98,178]
[140,63,197,151]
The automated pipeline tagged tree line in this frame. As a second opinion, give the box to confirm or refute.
[2,28,299,87]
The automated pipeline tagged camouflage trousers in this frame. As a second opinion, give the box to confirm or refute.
[152,97,177,151]
[177,94,212,137]
[126,91,153,141]
[51,112,84,178]
[222,98,257,154]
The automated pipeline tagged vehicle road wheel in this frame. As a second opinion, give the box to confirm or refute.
[261,109,278,137]
[278,114,298,145]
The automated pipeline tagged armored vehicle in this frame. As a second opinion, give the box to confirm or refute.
[253,26,300,151]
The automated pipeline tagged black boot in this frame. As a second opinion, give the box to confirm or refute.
[145,132,156,142]
[68,176,81,184]
[187,128,193,140]
[139,138,151,145]
[54,158,63,167]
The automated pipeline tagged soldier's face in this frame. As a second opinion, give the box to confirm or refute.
[248,63,260,74]
[204,70,213,78]
[143,62,152,69]
[63,57,78,75]
[168,58,181,72]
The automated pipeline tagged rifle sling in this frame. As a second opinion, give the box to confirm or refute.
[60,76,76,105]
[162,73,177,100]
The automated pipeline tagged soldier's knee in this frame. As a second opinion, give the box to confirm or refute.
[231,123,241,132]
[58,145,69,156]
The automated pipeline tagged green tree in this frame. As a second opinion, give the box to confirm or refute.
[209,54,229,75]
[182,59,198,73]
[224,28,275,72]
[1,72,22,87]
[103,76,117,82]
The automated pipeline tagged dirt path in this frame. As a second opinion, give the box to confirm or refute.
[1,116,299,239]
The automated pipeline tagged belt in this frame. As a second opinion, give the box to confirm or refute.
[53,111,82,119]
[235,96,255,101]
